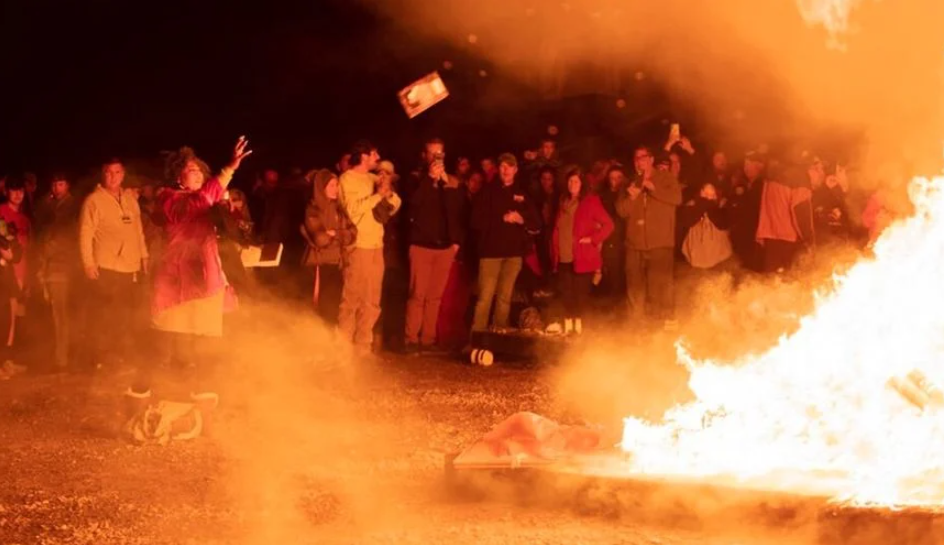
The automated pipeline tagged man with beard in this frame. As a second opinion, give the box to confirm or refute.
[339,140,401,355]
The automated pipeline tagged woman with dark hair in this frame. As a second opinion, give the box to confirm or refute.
[550,168,614,331]
[0,182,24,379]
[124,137,252,424]
[529,165,558,292]
[216,187,255,298]
[598,165,627,303]
[302,169,356,325]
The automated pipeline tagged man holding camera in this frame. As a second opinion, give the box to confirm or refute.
[404,138,463,354]
[616,145,682,329]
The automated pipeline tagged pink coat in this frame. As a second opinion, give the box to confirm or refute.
[550,195,614,274]
[151,178,230,316]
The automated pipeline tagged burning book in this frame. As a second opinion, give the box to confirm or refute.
[398,71,449,118]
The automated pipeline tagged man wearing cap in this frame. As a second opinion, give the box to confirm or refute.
[35,173,80,370]
[616,145,682,327]
[338,140,401,354]
[79,158,148,368]
[404,138,463,353]
[470,153,539,332]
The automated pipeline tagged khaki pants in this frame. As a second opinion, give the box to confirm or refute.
[405,245,456,346]
[338,248,384,348]
[472,257,522,331]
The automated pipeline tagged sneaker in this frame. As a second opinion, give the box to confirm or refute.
[403,343,422,356]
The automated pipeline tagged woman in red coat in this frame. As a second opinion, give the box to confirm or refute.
[550,168,614,327]
[125,137,252,422]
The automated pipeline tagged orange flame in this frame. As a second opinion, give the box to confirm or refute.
[621,176,944,508]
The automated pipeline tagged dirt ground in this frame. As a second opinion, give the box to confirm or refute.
[0,297,937,544]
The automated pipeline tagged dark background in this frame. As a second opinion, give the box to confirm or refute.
[1,0,686,185]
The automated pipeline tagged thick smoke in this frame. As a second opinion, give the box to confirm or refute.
[370,0,944,178]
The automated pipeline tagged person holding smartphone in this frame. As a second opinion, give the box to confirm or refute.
[616,145,682,329]
[404,138,463,354]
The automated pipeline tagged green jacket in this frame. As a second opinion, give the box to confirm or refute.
[615,169,682,250]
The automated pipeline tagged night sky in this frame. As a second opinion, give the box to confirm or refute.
[3,0,596,182]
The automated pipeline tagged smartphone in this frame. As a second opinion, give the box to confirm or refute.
[670,123,681,140]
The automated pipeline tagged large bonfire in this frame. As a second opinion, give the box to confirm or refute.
[619,0,944,511]
[622,177,944,508]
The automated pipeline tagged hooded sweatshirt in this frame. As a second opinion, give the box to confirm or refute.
[303,170,357,266]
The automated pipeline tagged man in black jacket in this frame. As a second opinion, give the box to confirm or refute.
[404,138,464,353]
[470,153,540,332]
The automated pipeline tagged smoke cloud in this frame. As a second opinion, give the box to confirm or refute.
[369,0,944,180]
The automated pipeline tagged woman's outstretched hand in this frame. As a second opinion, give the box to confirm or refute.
[229,136,253,171]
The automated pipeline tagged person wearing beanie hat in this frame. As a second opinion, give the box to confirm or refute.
[302,169,356,325]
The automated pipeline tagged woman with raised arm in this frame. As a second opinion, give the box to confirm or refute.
[124,136,252,427]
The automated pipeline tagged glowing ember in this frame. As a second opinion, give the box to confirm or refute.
[621,176,944,508]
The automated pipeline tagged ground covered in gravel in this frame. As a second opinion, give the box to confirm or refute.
[0,290,935,544]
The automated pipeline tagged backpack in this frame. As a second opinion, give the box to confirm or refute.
[682,214,733,269]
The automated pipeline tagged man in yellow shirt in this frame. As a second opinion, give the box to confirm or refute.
[338,140,401,354]
[79,158,148,369]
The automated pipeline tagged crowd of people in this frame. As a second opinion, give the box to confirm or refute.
[0,127,899,429]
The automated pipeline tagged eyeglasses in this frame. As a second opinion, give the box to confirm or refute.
[634,154,652,160]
